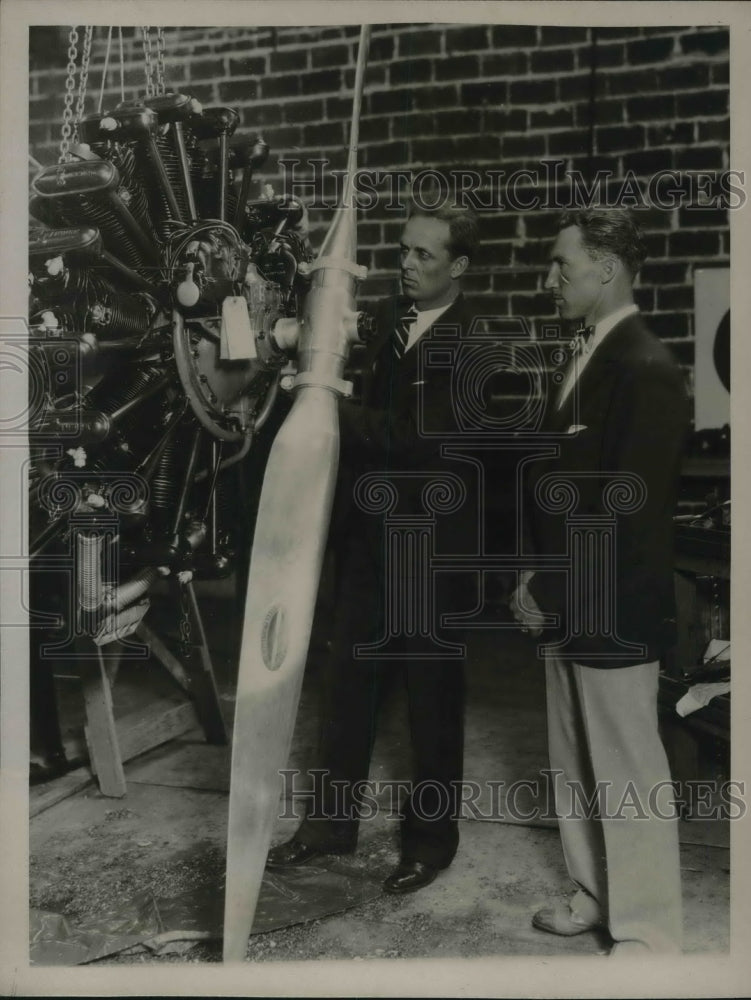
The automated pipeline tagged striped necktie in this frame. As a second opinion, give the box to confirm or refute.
[393,304,418,359]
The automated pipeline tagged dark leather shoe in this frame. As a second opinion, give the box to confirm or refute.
[265,838,322,869]
[383,859,439,895]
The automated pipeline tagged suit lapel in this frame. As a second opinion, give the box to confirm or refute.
[548,316,644,431]
[551,349,611,429]
[413,295,466,355]
[372,294,466,384]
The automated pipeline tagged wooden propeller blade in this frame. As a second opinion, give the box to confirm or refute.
[222,25,371,962]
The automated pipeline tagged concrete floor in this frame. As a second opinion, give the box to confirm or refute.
[29,587,731,965]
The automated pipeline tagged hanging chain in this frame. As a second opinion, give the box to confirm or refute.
[97,26,113,113]
[72,25,93,144]
[58,27,79,163]
[141,26,155,98]
[156,27,167,95]
[179,581,193,658]
[711,577,722,640]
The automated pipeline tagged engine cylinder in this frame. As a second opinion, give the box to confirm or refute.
[151,438,180,525]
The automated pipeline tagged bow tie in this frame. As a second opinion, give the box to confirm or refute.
[568,324,595,356]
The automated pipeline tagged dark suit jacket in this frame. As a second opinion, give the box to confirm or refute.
[340,294,470,466]
[525,312,689,667]
[332,293,476,551]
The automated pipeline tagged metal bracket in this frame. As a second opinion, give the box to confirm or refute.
[299,256,368,281]
[292,371,353,397]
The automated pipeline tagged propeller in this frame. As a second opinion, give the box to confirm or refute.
[222,25,371,962]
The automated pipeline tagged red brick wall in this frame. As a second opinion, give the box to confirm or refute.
[29,23,731,392]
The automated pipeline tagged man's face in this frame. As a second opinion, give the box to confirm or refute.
[399,215,461,311]
[544,225,604,323]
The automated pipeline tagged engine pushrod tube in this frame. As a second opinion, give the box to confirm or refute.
[170,423,203,538]
[136,404,189,482]
[108,373,170,423]
[147,136,185,222]
[218,132,228,222]
[101,249,157,292]
[173,121,199,222]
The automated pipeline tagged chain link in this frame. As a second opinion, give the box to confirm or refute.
[156,27,166,95]
[72,25,93,145]
[59,27,79,164]
[141,26,154,98]
[179,583,193,658]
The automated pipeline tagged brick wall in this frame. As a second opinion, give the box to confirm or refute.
[29,22,730,400]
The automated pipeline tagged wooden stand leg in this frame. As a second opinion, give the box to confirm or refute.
[135,622,192,691]
[181,581,228,745]
[72,582,227,798]
[81,643,126,797]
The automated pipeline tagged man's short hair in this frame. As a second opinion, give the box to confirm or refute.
[408,202,480,264]
[557,208,648,277]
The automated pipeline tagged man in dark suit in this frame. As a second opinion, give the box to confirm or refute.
[266,203,480,894]
[511,208,688,953]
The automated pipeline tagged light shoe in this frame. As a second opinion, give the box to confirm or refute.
[532,903,602,936]
[609,941,652,956]
[532,890,603,937]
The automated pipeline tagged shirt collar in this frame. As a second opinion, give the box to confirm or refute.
[408,297,457,340]
[590,303,639,351]
[413,299,455,322]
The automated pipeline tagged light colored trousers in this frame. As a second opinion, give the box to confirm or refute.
[545,654,683,952]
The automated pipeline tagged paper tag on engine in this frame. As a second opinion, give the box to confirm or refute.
[220,296,256,360]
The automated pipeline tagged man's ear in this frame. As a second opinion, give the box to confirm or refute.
[450,255,469,279]
[600,254,619,284]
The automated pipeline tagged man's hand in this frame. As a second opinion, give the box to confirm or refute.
[509,574,545,637]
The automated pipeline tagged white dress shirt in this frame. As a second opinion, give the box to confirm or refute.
[557,302,639,408]
[404,299,456,353]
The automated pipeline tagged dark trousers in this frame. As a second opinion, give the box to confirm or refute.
[297,529,466,869]
[30,650,65,761]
